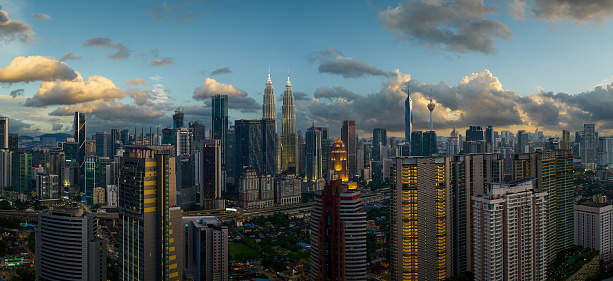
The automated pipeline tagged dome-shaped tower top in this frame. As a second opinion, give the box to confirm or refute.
[427,98,436,112]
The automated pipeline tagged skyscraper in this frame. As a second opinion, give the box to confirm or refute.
[472,179,547,281]
[74,112,86,166]
[262,71,277,129]
[341,120,356,178]
[372,128,387,162]
[465,126,483,142]
[175,127,194,156]
[0,149,10,189]
[310,179,367,280]
[36,206,107,281]
[200,140,222,209]
[561,130,571,149]
[405,83,412,144]
[512,150,574,264]
[329,139,348,182]
[0,117,8,149]
[422,131,437,156]
[118,145,183,281]
[516,130,529,153]
[173,107,184,130]
[574,202,613,264]
[410,131,423,157]
[390,156,451,281]
[11,151,31,194]
[234,119,276,177]
[485,125,494,153]
[581,124,598,168]
[305,125,324,191]
[95,131,113,158]
[212,94,228,166]
[184,216,229,281]
[281,76,298,172]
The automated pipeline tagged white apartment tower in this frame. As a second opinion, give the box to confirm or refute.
[472,178,547,281]
[574,203,613,264]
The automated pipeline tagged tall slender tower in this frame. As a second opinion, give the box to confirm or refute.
[0,117,8,149]
[405,83,412,144]
[427,97,435,132]
[212,95,228,166]
[262,70,277,129]
[281,75,298,172]
[341,121,356,178]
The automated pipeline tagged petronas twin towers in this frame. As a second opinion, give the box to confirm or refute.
[262,71,298,173]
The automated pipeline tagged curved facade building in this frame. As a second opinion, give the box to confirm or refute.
[36,206,106,281]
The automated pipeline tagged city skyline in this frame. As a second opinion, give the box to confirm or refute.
[1,1,613,138]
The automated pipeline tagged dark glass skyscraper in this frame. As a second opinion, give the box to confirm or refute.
[465,126,483,142]
[372,128,387,162]
[341,120,356,178]
[212,95,228,166]
[405,83,412,144]
[234,119,276,178]
[73,112,86,166]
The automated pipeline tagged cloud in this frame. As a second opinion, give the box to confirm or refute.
[539,83,613,129]
[8,118,41,136]
[314,86,362,101]
[318,56,390,78]
[24,72,125,107]
[193,78,247,99]
[49,100,165,122]
[0,56,78,83]
[182,104,211,117]
[52,123,63,131]
[31,13,51,20]
[126,78,148,85]
[9,88,23,98]
[0,10,35,44]
[378,0,512,54]
[510,0,613,23]
[146,1,208,23]
[59,51,81,62]
[210,67,232,76]
[82,37,131,60]
[193,78,260,113]
[306,47,342,62]
[151,58,174,66]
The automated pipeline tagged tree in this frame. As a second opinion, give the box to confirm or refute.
[0,200,11,210]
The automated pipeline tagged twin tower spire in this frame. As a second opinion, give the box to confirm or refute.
[262,69,295,136]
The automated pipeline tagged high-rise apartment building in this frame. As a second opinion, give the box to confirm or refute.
[212,94,228,166]
[200,140,222,209]
[561,130,571,149]
[574,202,613,264]
[176,127,194,156]
[516,130,529,153]
[472,179,547,281]
[0,117,8,149]
[512,150,574,264]
[582,124,598,168]
[189,121,206,143]
[118,145,183,281]
[310,179,366,280]
[341,120,356,178]
[597,137,613,168]
[390,156,451,281]
[184,216,229,281]
[36,205,107,281]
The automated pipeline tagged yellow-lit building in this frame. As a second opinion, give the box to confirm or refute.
[329,139,349,182]
[390,156,451,281]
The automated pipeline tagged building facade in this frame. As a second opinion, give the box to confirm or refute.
[472,179,547,281]
[574,203,613,264]
[184,216,229,281]
[310,179,366,280]
[341,120,356,178]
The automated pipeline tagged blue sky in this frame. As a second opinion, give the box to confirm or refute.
[1,0,613,138]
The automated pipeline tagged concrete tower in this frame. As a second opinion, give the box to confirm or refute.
[427,97,435,132]
[262,69,277,130]
[281,75,298,172]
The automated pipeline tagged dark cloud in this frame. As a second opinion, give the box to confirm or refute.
[193,78,260,113]
[378,0,512,54]
[510,0,613,23]
[314,86,362,101]
[151,58,174,66]
[59,51,81,62]
[306,47,342,62]
[31,13,51,20]
[10,89,23,98]
[52,123,63,131]
[7,118,41,136]
[540,84,613,130]
[0,10,35,44]
[277,91,310,102]
[82,37,131,60]
[210,67,232,76]
[146,1,208,23]
[0,56,78,83]
[318,56,391,78]
[182,104,211,117]
[49,100,165,122]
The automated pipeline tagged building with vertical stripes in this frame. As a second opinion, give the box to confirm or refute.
[118,145,183,281]
[390,156,451,281]
[472,179,547,281]
[512,150,573,265]
[310,179,366,280]
[574,202,613,264]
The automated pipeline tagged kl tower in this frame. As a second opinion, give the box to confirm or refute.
[427,97,435,131]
